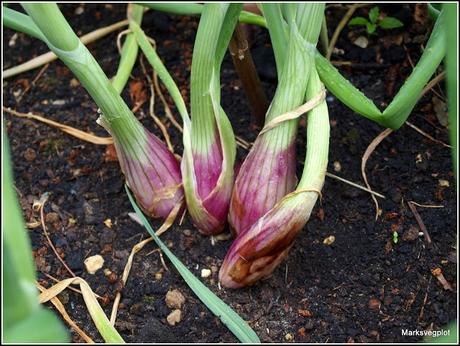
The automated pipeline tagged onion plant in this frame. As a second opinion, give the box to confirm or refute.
[181,4,242,235]
[18,3,183,219]
[221,3,330,288]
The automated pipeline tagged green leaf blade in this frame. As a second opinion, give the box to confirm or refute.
[366,22,377,34]
[348,16,368,26]
[369,6,380,23]
[379,16,404,29]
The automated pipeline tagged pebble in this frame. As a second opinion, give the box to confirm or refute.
[24,148,37,162]
[165,289,185,309]
[182,229,192,236]
[333,161,342,172]
[84,254,104,274]
[438,179,449,187]
[74,5,84,15]
[353,36,369,48]
[284,333,294,341]
[323,235,336,246]
[201,268,212,278]
[166,309,182,326]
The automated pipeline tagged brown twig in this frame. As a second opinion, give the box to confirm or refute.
[37,194,76,277]
[407,201,432,246]
[405,121,451,148]
[4,107,113,145]
[408,201,444,209]
[417,277,431,322]
[418,71,446,101]
[361,128,393,220]
[229,24,268,127]
[326,172,386,199]
[404,45,445,100]
[17,63,50,103]
[139,55,175,153]
[37,283,94,343]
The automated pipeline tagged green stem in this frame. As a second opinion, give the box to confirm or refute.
[2,7,44,41]
[190,4,241,154]
[298,68,329,190]
[111,4,144,94]
[21,3,142,138]
[382,9,447,128]
[138,2,266,27]
[318,15,329,55]
[129,20,189,121]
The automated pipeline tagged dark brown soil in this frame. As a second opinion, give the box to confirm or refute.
[3,3,457,343]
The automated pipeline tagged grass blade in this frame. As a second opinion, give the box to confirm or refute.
[125,186,261,344]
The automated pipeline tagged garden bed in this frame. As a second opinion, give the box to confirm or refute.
[3,3,456,343]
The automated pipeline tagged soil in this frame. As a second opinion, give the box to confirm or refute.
[3,3,457,344]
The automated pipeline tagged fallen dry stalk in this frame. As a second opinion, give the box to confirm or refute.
[43,272,103,299]
[325,172,385,199]
[407,201,432,245]
[431,267,453,291]
[3,19,129,79]
[4,107,114,145]
[37,283,94,343]
[139,54,175,152]
[405,121,452,148]
[361,128,393,220]
[36,192,76,277]
[38,277,123,343]
[109,202,182,326]
[408,201,444,209]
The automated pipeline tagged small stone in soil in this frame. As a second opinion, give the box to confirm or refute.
[165,289,185,309]
[201,268,212,278]
[323,235,336,246]
[167,309,182,326]
[84,254,104,274]
[284,333,294,341]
